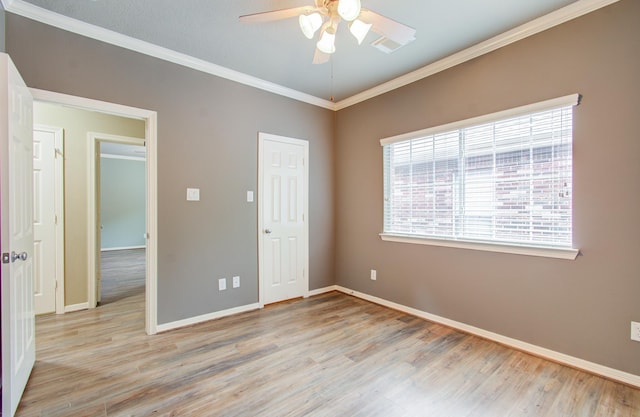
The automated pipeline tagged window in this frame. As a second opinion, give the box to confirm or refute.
[381,95,580,259]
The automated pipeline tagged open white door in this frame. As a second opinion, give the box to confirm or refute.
[1,53,36,417]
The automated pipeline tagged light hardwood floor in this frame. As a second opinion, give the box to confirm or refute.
[99,248,146,305]
[17,260,640,416]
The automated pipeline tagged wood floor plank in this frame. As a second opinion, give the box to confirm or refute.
[16,250,640,416]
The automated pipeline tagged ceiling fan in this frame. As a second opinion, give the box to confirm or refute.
[240,0,416,64]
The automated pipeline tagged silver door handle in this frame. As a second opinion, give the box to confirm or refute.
[264,229,272,234]
[11,251,28,262]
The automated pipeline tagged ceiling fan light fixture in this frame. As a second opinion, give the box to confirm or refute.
[337,0,361,22]
[349,19,372,45]
[316,29,336,54]
[299,12,323,39]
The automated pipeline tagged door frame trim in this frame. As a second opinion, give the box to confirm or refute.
[257,132,309,308]
[30,88,159,335]
[87,132,145,308]
[33,124,66,315]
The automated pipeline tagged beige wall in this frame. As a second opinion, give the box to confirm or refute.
[335,0,640,376]
[34,103,145,306]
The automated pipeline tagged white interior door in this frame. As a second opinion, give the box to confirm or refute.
[33,128,57,315]
[259,133,309,305]
[1,53,36,417]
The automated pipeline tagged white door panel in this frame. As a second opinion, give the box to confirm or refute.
[259,134,308,305]
[33,128,57,314]
[1,53,36,417]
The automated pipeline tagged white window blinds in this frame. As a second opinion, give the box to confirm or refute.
[382,94,579,249]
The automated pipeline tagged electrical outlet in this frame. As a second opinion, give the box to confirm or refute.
[232,276,240,288]
[631,322,640,342]
[186,188,200,201]
[370,269,377,281]
[218,278,227,291]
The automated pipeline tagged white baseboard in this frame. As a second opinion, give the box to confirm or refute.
[159,288,335,332]
[101,245,146,252]
[306,285,338,297]
[149,284,640,387]
[64,302,89,313]
[156,303,261,333]
[334,285,640,389]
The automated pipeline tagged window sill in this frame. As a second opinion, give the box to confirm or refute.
[379,233,579,260]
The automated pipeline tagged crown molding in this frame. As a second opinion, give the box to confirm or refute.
[334,0,621,110]
[4,0,620,111]
[3,0,337,110]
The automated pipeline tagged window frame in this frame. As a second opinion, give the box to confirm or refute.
[380,94,580,260]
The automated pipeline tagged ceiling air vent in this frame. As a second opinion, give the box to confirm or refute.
[371,36,409,54]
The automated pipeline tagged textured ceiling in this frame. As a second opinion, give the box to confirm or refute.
[15,0,578,102]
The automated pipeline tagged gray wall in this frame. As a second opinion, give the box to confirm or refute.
[335,0,640,376]
[6,14,335,324]
[100,157,146,250]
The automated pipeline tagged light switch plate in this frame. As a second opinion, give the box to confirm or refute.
[187,188,200,201]
[247,191,254,202]
[218,278,226,291]
[632,321,640,342]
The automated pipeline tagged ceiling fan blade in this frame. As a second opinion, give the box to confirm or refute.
[312,48,331,65]
[240,6,318,23]
[359,9,416,44]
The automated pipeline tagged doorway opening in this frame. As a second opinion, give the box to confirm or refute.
[31,88,158,335]
[89,134,146,308]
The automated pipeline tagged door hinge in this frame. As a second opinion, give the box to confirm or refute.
[54,214,58,225]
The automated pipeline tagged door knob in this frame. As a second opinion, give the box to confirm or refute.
[11,251,28,262]
[264,229,272,234]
